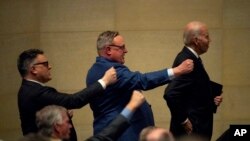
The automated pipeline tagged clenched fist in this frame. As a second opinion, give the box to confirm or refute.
[126,90,145,112]
[173,59,194,77]
[101,67,117,86]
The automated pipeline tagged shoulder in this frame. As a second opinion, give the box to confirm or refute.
[174,49,196,64]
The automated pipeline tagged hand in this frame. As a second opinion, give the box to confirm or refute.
[101,67,117,86]
[126,90,145,112]
[214,95,223,106]
[173,59,193,77]
[182,118,193,134]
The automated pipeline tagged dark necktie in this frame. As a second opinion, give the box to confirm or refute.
[198,57,203,65]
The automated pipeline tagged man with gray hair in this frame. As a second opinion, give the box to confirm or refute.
[86,30,194,141]
[164,21,223,140]
[36,105,71,140]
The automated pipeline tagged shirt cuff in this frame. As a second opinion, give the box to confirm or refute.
[182,118,189,125]
[120,107,133,121]
[167,68,175,80]
[98,79,106,89]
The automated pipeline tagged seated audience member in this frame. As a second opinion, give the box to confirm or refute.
[17,48,117,141]
[36,90,145,141]
[177,134,208,141]
[139,126,174,141]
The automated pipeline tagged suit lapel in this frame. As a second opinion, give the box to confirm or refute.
[182,47,210,80]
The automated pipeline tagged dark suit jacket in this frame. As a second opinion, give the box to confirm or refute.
[85,114,130,141]
[18,79,104,141]
[86,56,172,141]
[164,47,215,140]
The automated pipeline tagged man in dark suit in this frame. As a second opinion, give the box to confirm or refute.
[17,49,117,141]
[86,31,194,141]
[164,21,223,140]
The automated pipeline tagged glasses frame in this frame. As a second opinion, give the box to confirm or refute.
[33,61,49,68]
[108,44,126,50]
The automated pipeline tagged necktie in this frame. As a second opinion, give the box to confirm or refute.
[198,57,203,65]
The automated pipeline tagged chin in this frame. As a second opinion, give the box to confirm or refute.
[44,78,51,83]
[120,59,125,64]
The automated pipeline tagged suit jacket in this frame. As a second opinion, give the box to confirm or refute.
[164,47,215,140]
[86,56,172,141]
[18,79,104,141]
[216,128,230,141]
[85,114,130,141]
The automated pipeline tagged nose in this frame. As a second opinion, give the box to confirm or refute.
[124,48,128,53]
[48,65,52,70]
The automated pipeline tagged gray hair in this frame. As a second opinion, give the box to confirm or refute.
[96,31,119,50]
[36,105,67,137]
[183,21,205,46]
[139,126,174,141]
[139,126,157,141]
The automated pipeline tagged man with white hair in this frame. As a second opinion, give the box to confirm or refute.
[164,21,223,140]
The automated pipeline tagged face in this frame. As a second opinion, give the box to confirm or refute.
[56,112,72,139]
[106,35,128,64]
[195,26,211,55]
[31,54,52,83]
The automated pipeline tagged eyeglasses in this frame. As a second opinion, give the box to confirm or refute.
[33,61,49,68]
[109,44,126,50]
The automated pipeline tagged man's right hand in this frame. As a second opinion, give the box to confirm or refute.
[173,59,193,77]
[126,90,145,112]
[101,67,117,86]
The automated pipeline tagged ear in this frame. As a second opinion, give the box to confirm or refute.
[193,37,199,46]
[105,46,112,56]
[54,123,61,133]
[30,66,37,75]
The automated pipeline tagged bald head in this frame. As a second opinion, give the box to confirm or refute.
[183,21,210,55]
[183,21,207,45]
[139,126,174,141]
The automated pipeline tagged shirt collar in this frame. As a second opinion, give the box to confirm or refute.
[186,46,199,58]
[25,79,46,86]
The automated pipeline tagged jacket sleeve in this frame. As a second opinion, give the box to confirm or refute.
[164,75,193,124]
[37,82,104,109]
[115,65,171,91]
[164,55,194,124]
